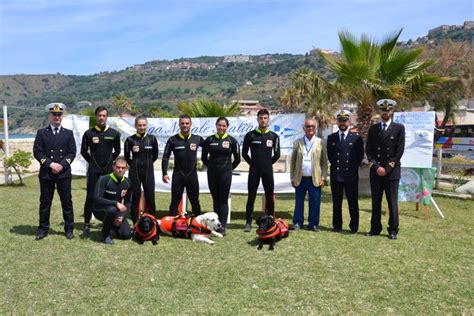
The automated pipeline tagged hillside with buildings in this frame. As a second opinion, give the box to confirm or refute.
[0,21,472,132]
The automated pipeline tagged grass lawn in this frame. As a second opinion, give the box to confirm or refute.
[0,176,472,314]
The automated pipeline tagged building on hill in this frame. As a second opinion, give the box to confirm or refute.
[429,25,454,36]
[237,100,280,116]
[428,21,474,37]
[463,21,474,29]
[223,55,251,63]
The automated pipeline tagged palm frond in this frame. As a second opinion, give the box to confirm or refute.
[408,73,448,98]
[178,99,240,117]
[379,29,403,61]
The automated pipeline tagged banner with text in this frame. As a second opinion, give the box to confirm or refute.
[393,111,435,168]
[108,114,306,154]
[65,114,306,176]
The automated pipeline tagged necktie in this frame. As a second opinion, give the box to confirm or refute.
[340,133,345,143]
[54,127,59,135]
[382,123,387,133]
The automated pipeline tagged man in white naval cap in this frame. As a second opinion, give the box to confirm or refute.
[33,103,76,240]
[327,110,364,234]
[365,99,405,240]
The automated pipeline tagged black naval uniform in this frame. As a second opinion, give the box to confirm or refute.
[201,133,241,227]
[81,126,121,224]
[33,125,76,235]
[327,130,364,232]
[124,133,159,224]
[93,173,132,239]
[162,133,204,216]
[366,120,405,236]
[242,128,280,223]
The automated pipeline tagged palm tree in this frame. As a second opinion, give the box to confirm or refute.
[111,93,133,117]
[279,67,338,135]
[320,29,445,137]
[424,40,473,130]
[278,86,302,111]
[178,99,240,117]
[147,106,175,118]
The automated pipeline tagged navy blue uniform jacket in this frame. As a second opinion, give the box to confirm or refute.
[327,131,364,182]
[33,126,76,180]
[366,122,405,180]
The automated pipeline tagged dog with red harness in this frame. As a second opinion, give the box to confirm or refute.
[133,212,160,245]
[256,214,289,250]
[158,212,223,245]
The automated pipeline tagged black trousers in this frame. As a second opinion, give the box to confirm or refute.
[84,169,109,224]
[246,166,274,223]
[330,180,359,232]
[169,171,201,216]
[38,177,74,233]
[207,169,232,228]
[369,175,400,235]
[129,166,156,224]
[93,205,132,239]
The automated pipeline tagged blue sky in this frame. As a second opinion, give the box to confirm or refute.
[0,0,472,75]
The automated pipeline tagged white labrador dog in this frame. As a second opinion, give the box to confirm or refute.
[158,212,223,245]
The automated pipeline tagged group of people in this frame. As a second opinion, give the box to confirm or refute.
[32,98,404,244]
[290,99,404,240]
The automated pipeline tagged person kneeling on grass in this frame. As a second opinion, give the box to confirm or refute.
[93,157,132,244]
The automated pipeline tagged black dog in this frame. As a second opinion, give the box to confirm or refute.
[256,214,289,250]
[134,214,159,245]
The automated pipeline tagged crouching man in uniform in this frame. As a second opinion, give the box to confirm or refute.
[93,157,132,244]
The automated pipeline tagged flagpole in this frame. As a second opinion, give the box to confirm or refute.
[3,106,12,184]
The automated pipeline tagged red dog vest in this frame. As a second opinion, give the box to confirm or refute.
[257,219,289,241]
[134,213,158,241]
[160,215,211,238]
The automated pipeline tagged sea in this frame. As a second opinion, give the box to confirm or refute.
[0,134,36,139]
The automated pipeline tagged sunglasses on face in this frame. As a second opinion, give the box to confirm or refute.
[51,113,63,117]
[304,125,315,128]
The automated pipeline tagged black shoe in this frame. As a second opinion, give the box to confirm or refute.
[103,236,114,245]
[350,230,358,234]
[365,232,380,237]
[82,224,90,237]
[331,228,341,232]
[35,231,48,241]
[388,234,397,240]
[243,223,251,232]
[65,232,74,240]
